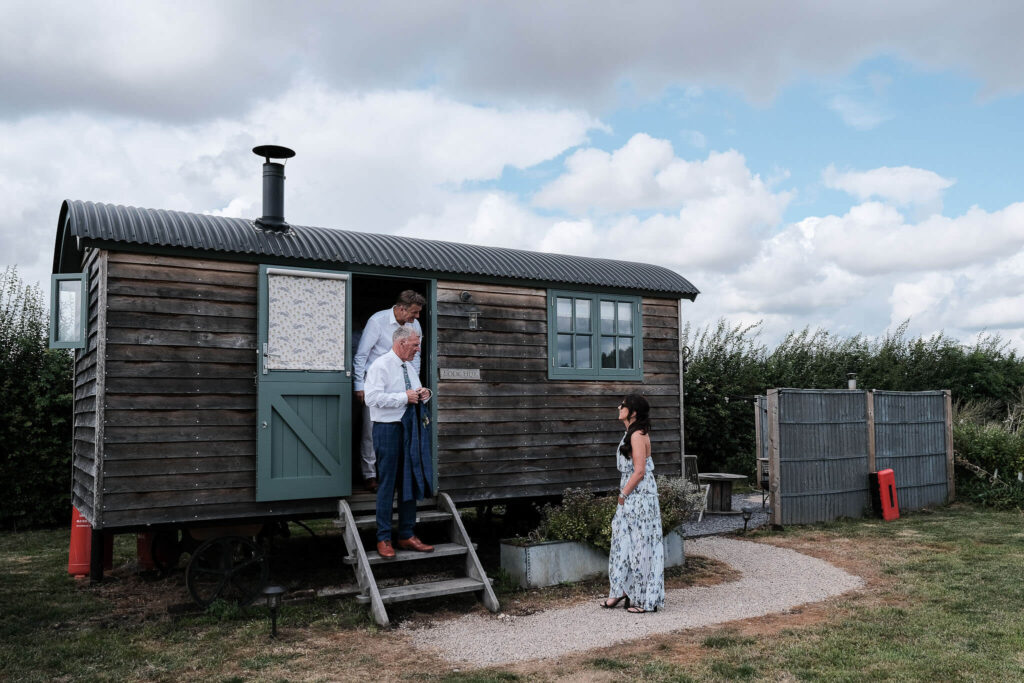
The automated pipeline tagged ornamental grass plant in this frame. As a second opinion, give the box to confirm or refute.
[528,477,705,552]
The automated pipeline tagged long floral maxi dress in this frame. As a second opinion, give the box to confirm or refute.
[607,432,665,611]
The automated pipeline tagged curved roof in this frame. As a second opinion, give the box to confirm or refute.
[54,200,699,299]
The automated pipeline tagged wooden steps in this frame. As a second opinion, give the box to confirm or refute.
[344,541,469,565]
[337,492,500,627]
[333,509,452,532]
[355,577,489,605]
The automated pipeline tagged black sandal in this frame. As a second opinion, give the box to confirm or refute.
[626,605,657,613]
[601,595,630,609]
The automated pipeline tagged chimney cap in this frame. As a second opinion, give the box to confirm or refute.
[252,145,296,162]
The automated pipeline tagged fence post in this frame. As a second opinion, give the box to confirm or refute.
[866,390,876,474]
[943,389,955,503]
[767,389,782,527]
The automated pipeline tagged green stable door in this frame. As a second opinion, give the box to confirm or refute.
[256,266,352,501]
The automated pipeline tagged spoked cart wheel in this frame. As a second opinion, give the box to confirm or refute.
[185,536,269,607]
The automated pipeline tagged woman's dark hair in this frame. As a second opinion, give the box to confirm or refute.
[618,393,651,460]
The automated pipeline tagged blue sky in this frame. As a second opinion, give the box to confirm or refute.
[3,2,1024,350]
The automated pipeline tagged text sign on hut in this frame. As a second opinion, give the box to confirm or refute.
[440,368,481,380]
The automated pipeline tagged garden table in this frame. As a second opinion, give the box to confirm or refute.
[698,473,748,513]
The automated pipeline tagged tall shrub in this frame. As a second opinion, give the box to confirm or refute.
[0,267,73,529]
[684,318,1024,477]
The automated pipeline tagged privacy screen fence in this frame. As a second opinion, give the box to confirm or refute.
[755,389,954,526]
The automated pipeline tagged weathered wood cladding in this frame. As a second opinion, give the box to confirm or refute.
[435,282,682,502]
[71,248,103,522]
[76,252,684,527]
[92,252,338,528]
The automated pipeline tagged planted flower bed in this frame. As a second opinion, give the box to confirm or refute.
[500,478,702,589]
[500,527,686,589]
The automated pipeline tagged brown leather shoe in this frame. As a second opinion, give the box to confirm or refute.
[365,477,378,493]
[376,540,395,559]
[397,536,434,553]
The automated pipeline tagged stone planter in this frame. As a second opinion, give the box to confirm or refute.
[500,527,685,589]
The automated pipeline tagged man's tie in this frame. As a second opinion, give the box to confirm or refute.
[401,363,412,390]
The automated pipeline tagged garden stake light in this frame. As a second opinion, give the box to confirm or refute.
[262,585,286,638]
[741,506,753,533]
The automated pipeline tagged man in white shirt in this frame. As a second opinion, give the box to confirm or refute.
[364,326,433,558]
[353,290,425,492]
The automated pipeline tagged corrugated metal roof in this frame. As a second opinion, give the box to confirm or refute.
[55,200,699,298]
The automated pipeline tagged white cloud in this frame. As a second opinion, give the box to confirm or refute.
[827,94,889,130]
[823,164,955,207]
[0,83,602,290]
[807,201,1024,275]
[888,274,957,327]
[6,2,1024,119]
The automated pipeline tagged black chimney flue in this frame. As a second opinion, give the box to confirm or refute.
[252,145,295,231]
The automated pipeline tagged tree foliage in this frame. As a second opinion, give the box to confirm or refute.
[1,267,74,529]
[684,318,1024,477]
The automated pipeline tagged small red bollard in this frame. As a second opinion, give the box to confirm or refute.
[67,507,114,577]
[68,507,92,576]
[870,469,900,521]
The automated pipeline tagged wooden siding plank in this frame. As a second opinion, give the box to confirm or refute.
[437,382,680,397]
[435,302,546,321]
[436,290,545,307]
[105,394,256,410]
[105,456,254,476]
[109,251,258,273]
[105,377,255,394]
[437,406,679,423]
[104,425,254,443]
[102,471,254,494]
[438,342,545,359]
[438,282,544,297]
[106,344,255,363]
[104,441,256,459]
[106,360,255,379]
[439,429,679,450]
[106,294,255,319]
[104,409,256,427]
[437,316,547,334]
[107,277,255,303]
[107,310,254,333]
[106,327,256,349]
[107,260,257,286]
[437,394,680,410]
[101,499,336,528]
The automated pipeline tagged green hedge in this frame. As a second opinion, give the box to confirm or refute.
[0,268,74,530]
[684,319,1024,478]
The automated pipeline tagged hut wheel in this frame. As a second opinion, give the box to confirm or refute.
[185,536,269,607]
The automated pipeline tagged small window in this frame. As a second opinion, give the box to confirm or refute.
[50,273,88,349]
[548,290,642,380]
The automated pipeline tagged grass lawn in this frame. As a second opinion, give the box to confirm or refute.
[1,503,1023,681]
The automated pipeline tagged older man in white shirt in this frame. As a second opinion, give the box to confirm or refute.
[353,290,425,491]
[364,325,433,558]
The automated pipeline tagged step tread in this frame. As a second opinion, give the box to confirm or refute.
[363,577,488,605]
[334,509,453,530]
[346,542,468,565]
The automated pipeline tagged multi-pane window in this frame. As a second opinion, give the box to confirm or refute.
[49,273,88,349]
[549,290,642,380]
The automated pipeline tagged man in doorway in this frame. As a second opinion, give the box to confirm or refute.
[364,326,434,558]
[353,290,425,492]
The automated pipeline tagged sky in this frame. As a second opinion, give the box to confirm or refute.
[4,1,1024,349]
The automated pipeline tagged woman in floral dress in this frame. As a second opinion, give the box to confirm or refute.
[602,393,665,613]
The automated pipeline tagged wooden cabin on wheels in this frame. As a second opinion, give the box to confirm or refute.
[50,145,699,624]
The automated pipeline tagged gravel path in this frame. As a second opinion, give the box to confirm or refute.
[405,536,864,666]
[679,492,770,538]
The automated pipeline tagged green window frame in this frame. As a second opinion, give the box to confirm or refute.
[49,273,88,349]
[547,290,642,380]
